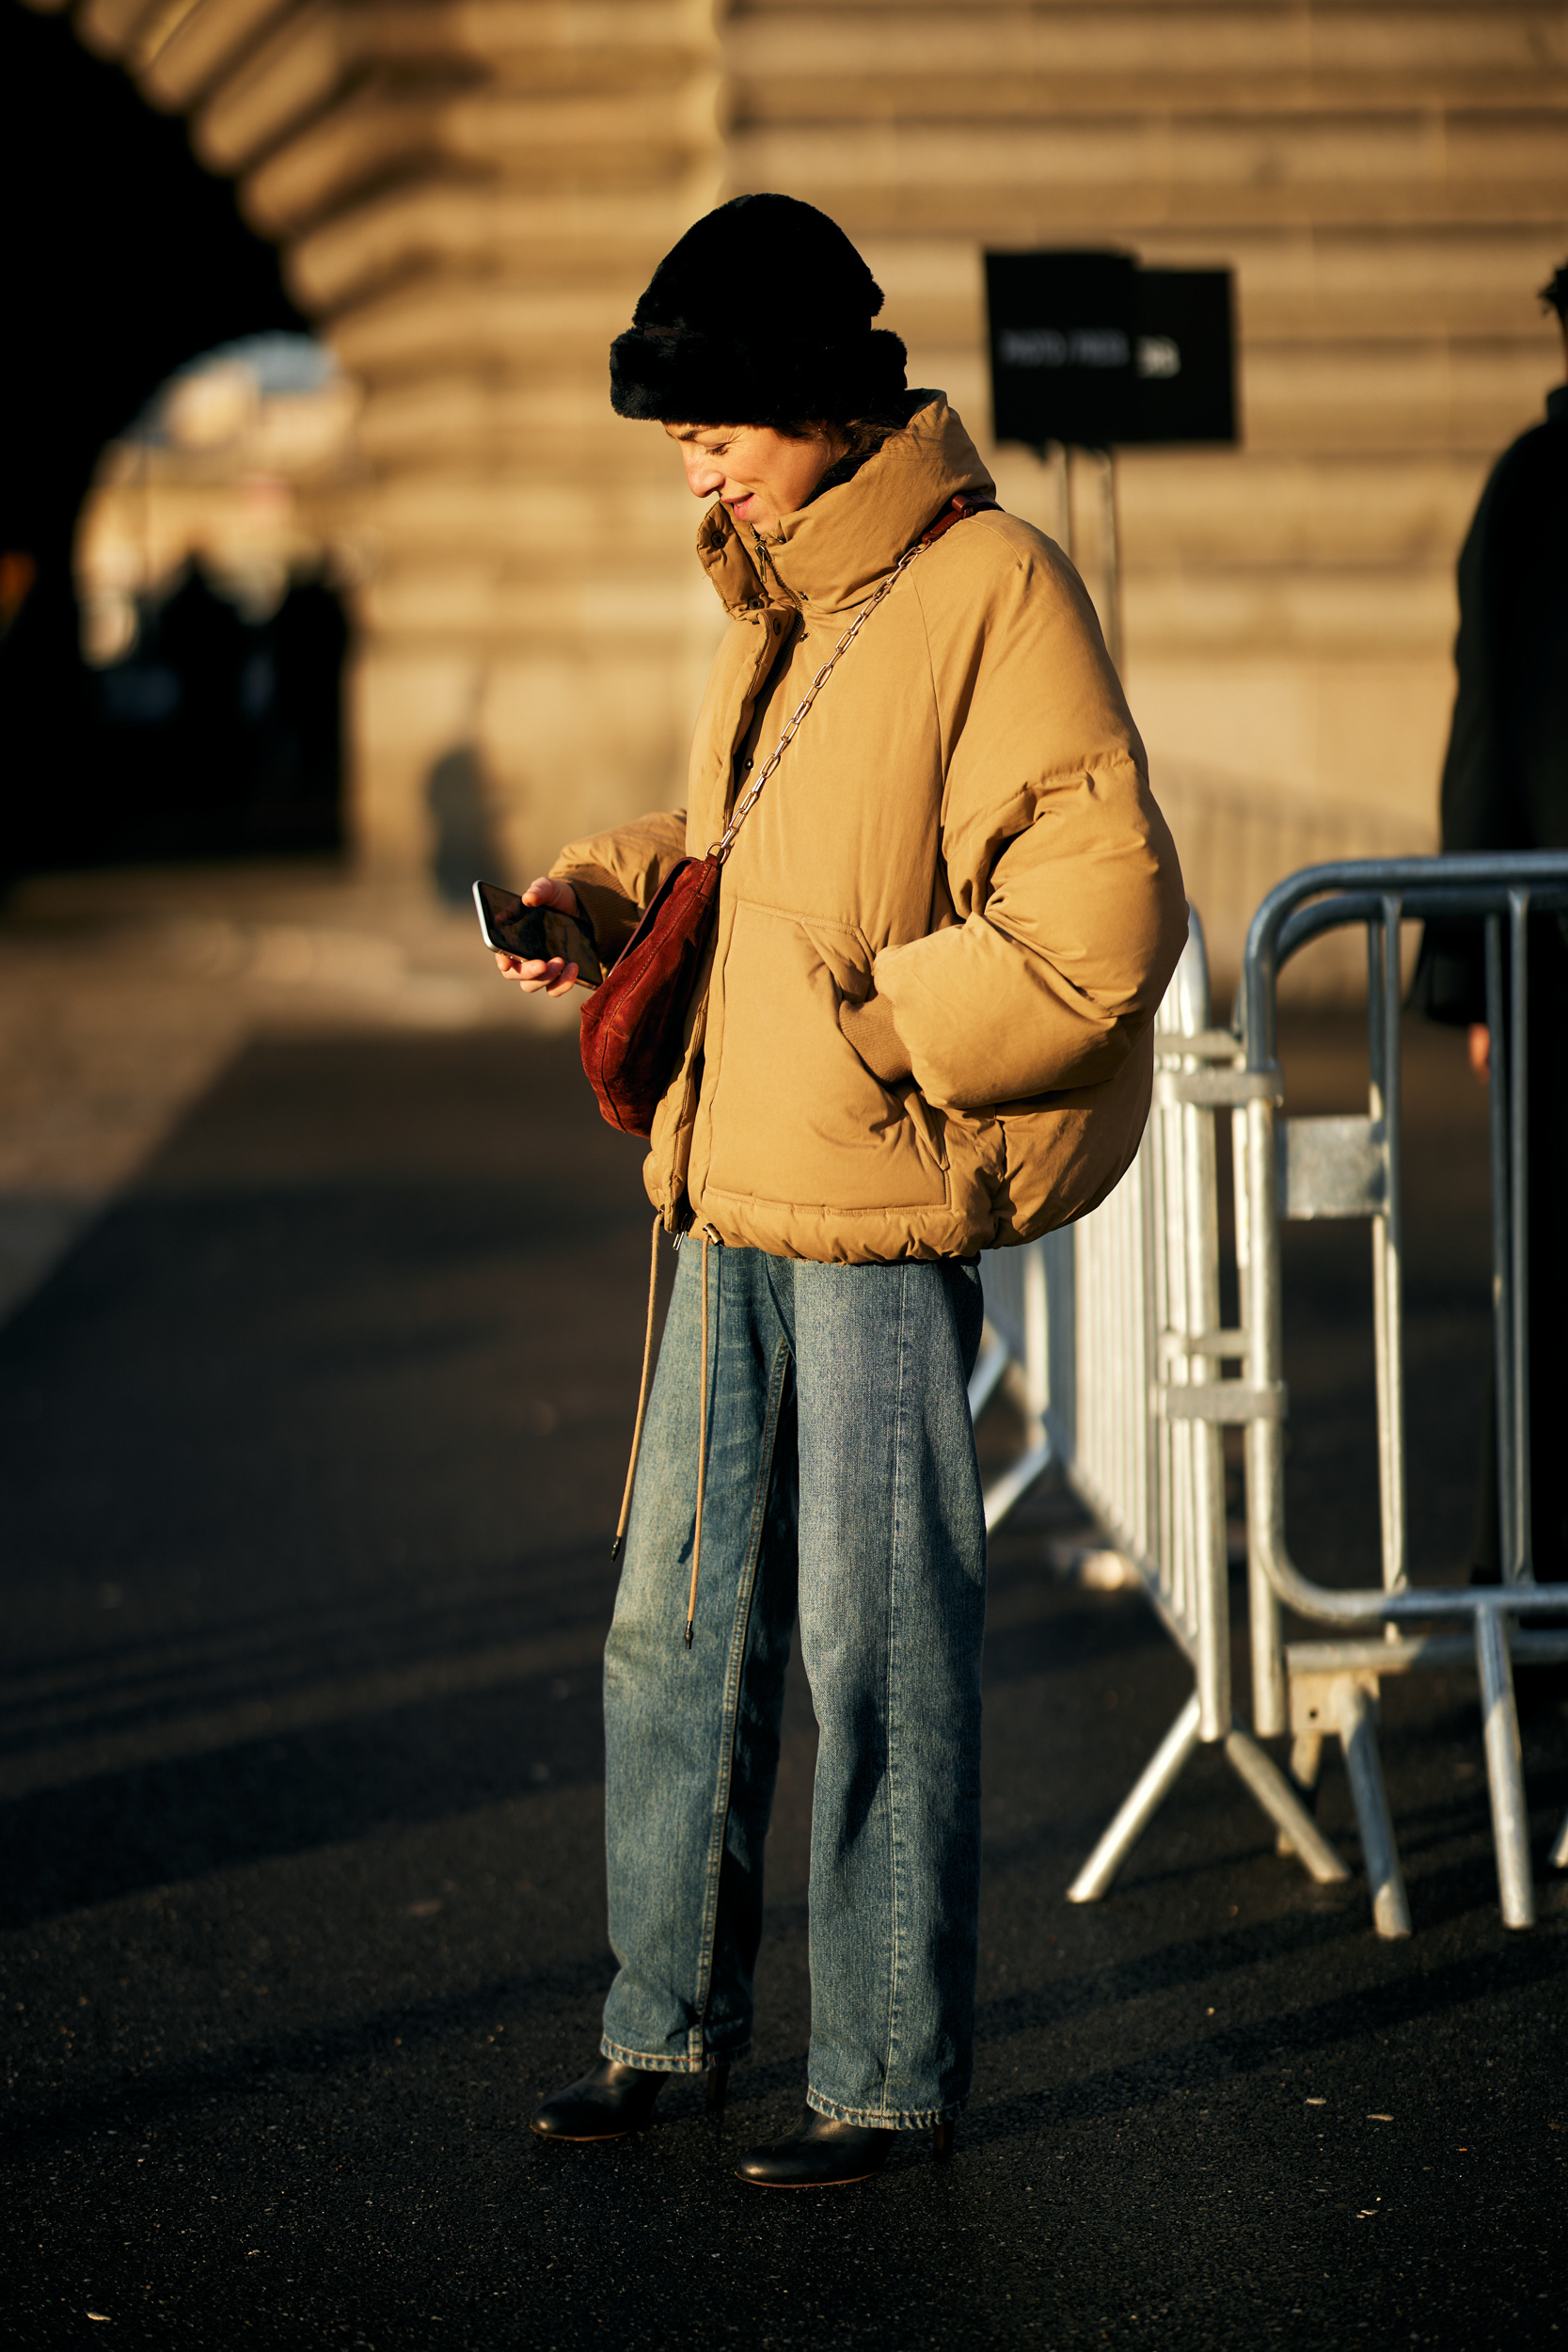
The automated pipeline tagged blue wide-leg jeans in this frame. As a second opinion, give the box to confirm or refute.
[600,1244,986,2128]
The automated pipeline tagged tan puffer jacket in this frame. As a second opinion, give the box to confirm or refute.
[552,396,1188,1263]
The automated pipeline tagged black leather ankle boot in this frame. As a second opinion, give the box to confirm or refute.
[736,2106,953,2187]
[531,2058,666,2141]
[531,2056,730,2142]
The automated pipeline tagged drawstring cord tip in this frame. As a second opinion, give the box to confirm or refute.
[610,1213,662,1578]
[684,1619,694,1650]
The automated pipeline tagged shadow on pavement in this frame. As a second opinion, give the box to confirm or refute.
[0,1018,1564,2349]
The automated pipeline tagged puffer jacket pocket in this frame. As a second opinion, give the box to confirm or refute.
[705,898,948,1212]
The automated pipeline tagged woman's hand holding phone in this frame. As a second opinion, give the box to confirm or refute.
[495,877,583,997]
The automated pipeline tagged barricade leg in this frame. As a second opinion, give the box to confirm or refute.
[1550,1808,1568,1872]
[968,1323,1009,1421]
[1329,1678,1412,1939]
[1223,1728,1348,1883]
[982,1438,1053,1534]
[1475,1611,1535,1929]
[1275,1729,1324,1855]
[1068,1692,1201,1903]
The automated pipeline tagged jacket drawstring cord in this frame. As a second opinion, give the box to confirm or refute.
[685,1233,712,1649]
[610,1213,663,1565]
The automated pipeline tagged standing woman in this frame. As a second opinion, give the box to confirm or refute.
[499,196,1187,2187]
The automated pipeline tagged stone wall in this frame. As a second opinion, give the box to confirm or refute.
[34,0,1568,947]
[724,2,1568,967]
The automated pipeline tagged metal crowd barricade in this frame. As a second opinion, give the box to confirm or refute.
[973,912,1345,1904]
[1236,851,1568,1935]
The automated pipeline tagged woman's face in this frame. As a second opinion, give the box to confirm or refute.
[664,421,847,535]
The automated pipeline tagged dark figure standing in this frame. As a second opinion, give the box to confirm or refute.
[1415,262,1568,1581]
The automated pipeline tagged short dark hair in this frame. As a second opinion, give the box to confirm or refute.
[1539,261,1568,323]
[780,412,909,460]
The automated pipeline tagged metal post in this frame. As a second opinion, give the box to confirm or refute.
[1068,1692,1202,1902]
[967,1324,1009,1422]
[1367,896,1408,1597]
[1290,1730,1323,1797]
[1244,1086,1288,1738]
[1276,1728,1325,1856]
[1508,890,1532,1581]
[976,1236,1055,1532]
[1189,1089,1229,1743]
[1475,1608,1535,1927]
[1095,446,1124,675]
[1023,1239,1049,1433]
[1332,1678,1412,1939]
[1224,1728,1349,1883]
[1484,912,1517,1582]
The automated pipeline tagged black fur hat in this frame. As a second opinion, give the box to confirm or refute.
[610,193,908,426]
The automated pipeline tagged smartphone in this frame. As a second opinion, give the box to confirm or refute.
[473,881,601,984]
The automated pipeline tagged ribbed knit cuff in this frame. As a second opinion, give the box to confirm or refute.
[840,991,915,1085]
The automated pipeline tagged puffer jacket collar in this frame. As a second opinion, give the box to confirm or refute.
[694,394,995,621]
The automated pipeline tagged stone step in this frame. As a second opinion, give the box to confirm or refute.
[358,564,721,644]
[199,10,708,174]
[241,77,719,232]
[729,69,1568,119]
[129,0,710,108]
[726,2,1568,91]
[291,181,713,310]
[727,115,1568,227]
[329,277,657,376]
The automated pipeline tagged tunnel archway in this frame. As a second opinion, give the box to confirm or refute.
[0,0,309,875]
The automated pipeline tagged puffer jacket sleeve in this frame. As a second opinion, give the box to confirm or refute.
[549,810,689,972]
[869,532,1188,1112]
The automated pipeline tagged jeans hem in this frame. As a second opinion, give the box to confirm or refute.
[805,2089,964,2130]
[600,2035,748,2075]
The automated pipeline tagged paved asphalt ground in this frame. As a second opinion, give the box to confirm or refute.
[1,1011,1564,2349]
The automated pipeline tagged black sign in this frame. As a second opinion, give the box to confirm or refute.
[1132,269,1237,445]
[986,250,1138,448]
[985,249,1238,450]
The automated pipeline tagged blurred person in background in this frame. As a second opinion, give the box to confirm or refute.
[496,195,1186,2188]
[1415,261,1568,1583]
